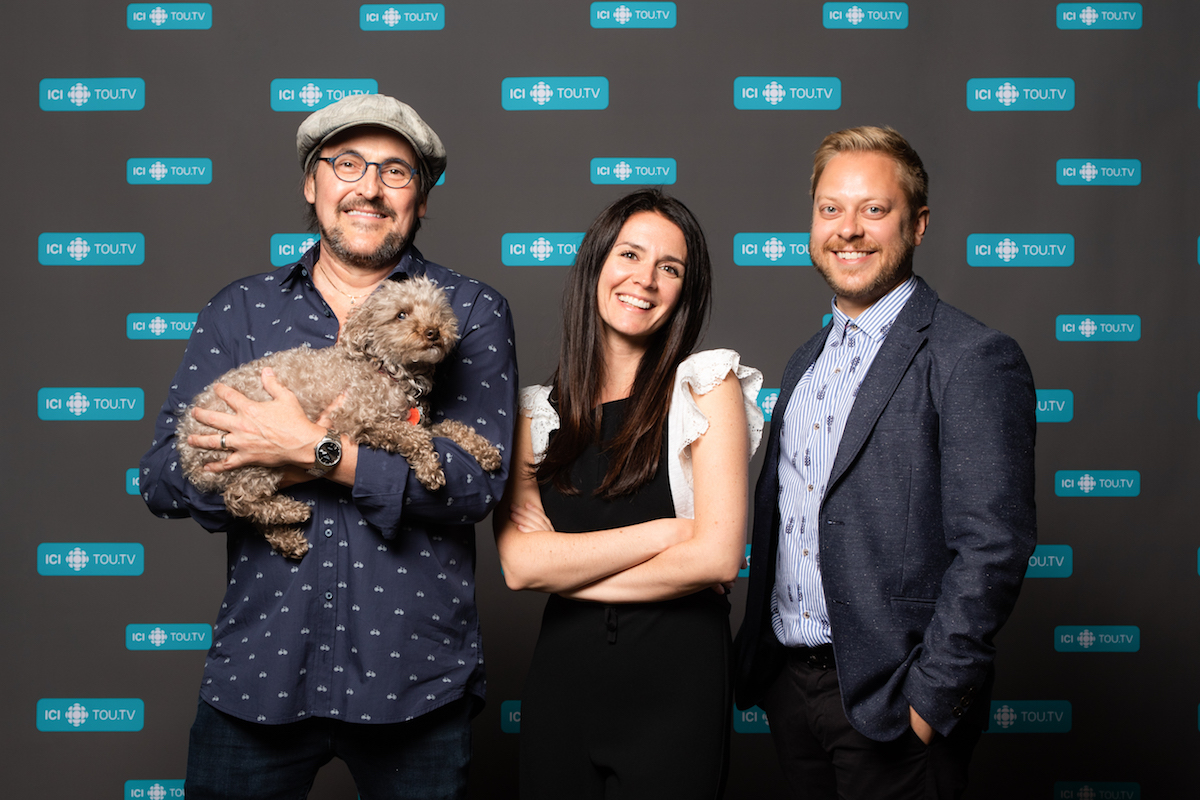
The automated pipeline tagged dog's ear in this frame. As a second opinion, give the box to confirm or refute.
[339,298,373,357]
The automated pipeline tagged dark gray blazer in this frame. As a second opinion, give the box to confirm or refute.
[734,276,1037,741]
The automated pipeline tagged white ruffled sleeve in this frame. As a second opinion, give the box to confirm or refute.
[667,349,764,519]
[519,384,558,464]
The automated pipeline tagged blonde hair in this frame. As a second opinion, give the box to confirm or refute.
[811,126,928,211]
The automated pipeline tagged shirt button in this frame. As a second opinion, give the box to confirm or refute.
[324,529,333,538]
[813,423,820,430]
[834,367,841,373]
[802,549,809,556]
[325,592,333,601]
[802,611,810,619]
[807,485,814,492]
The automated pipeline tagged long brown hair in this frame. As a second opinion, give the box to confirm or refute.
[536,189,712,499]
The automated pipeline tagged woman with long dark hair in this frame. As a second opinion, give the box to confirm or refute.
[495,189,763,798]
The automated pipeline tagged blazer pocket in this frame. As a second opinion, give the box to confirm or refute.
[890,596,937,628]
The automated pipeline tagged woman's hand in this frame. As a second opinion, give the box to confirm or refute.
[509,502,556,533]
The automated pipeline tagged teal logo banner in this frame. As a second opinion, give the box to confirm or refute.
[734,705,771,733]
[1057,3,1142,29]
[987,701,1072,733]
[735,77,841,109]
[502,77,609,110]
[823,3,908,28]
[126,781,185,799]
[590,158,676,184]
[1057,159,1140,185]
[360,4,445,30]
[1056,315,1140,341]
[39,232,145,265]
[967,78,1075,111]
[1053,784,1140,800]
[734,233,811,266]
[501,233,584,266]
[126,468,140,495]
[38,388,144,420]
[757,388,780,422]
[270,79,378,111]
[38,699,144,731]
[127,158,212,184]
[501,700,521,733]
[127,313,197,339]
[591,2,676,28]
[127,4,212,29]
[1036,389,1073,422]
[1027,545,1073,577]
[127,624,212,650]
[38,543,145,575]
[1055,470,1140,497]
[1055,625,1140,652]
[270,233,321,266]
[967,234,1073,267]
[739,543,753,578]
[41,78,145,110]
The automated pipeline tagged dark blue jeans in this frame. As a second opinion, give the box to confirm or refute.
[185,698,472,800]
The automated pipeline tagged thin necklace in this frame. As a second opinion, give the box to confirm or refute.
[318,264,381,306]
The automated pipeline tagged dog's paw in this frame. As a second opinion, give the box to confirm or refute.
[476,446,502,472]
[265,528,310,560]
[414,463,447,492]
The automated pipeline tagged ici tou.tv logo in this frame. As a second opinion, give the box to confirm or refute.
[591,2,677,28]
[38,543,145,575]
[40,78,145,111]
[270,79,378,111]
[39,232,145,265]
[501,233,584,266]
[502,77,609,110]
[38,698,144,731]
[38,388,144,420]
[967,78,1074,111]
[360,4,445,29]
[1055,470,1139,497]
[128,4,212,29]
[988,700,1071,733]
[1056,314,1140,341]
[125,781,185,800]
[1058,3,1142,29]
[823,3,909,29]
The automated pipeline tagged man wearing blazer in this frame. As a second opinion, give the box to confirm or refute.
[735,127,1037,798]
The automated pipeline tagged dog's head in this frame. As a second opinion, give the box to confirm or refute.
[340,276,459,380]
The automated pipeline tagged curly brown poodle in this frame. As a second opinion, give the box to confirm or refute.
[177,275,501,559]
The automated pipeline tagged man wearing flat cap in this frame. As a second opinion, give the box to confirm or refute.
[140,94,517,799]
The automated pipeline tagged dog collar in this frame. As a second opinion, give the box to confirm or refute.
[407,407,421,426]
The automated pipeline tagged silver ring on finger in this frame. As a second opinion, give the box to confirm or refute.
[220,433,228,450]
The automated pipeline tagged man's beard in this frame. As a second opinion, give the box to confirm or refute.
[811,223,916,305]
[319,198,410,270]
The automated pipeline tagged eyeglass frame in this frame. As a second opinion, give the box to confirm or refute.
[316,151,421,190]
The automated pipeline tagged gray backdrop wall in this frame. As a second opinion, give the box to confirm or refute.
[3,1,1197,796]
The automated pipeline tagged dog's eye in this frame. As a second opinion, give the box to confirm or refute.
[396,312,407,320]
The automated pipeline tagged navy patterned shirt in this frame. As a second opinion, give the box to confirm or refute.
[140,244,517,725]
[772,276,916,648]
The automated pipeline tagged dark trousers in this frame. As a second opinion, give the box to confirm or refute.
[759,649,980,800]
[185,698,472,800]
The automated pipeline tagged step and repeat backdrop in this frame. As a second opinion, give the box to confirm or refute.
[3,1,1198,796]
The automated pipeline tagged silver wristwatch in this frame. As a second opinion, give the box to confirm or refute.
[308,430,342,477]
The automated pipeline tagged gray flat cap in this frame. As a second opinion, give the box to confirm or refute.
[296,94,446,188]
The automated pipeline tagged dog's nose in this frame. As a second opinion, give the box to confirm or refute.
[424,327,440,342]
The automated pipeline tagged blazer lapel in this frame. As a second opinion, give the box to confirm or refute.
[827,278,937,489]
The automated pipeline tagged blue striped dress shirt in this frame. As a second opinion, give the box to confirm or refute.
[772,276,918,648]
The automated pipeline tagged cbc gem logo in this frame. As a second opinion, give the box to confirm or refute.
[1056,314,1140,341]
[1057,3,1142,29]
[591,158,676,185]
[270,79,378,111]
[127,4,212,29]
[501,233,584,266]
[734,77,841,110]
[967,78,1075,111]
[38,699,144,732]
[967,234,1073,267]
[987,701,1071,733]
[271,233,321,266]
[1055,470,1140,497]
[502,77,609,110]
[39,233,145,265]
[125,781,185,800]
[39,388,144,420]
[1036,389,1073,423]
[127,158,212,184]
[40,78,145,111]
[1055,625,1139,652]
[360,4,445,29]
[823,3,908,28]
[501,700,521,733]
[591,2,676,27]
[127,624,212,650]
[734,705,771,733]
[128,313,197,340]
[734,234,811,266]
[1057,159,1140,186]
[1026,544,1072,578]
[38,543,145,575]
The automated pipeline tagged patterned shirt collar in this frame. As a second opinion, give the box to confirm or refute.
[828,274,918,343]
[278,242,428,289]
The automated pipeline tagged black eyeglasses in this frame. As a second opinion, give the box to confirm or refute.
[318,152,417,189]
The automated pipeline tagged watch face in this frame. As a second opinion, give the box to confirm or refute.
[316,439,341,467]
